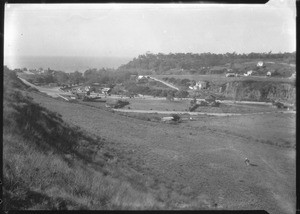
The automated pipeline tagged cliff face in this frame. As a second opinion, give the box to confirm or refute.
[221,80,295,104]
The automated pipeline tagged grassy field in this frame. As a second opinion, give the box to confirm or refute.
[27,90,296,213]
[76,97,281,114]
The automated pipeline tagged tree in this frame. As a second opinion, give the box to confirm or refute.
[70,71,84,84]
[171,114,181,122]
[175,90,189,98]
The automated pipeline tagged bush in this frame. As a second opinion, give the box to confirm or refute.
[171,114,181,122]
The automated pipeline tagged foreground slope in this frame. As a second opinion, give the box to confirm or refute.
[28,87,296,213]
[3,68,163,210]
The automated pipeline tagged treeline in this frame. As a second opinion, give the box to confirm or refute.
[118,52,296,73]
[15,67,138,86]
[83,68,136,85]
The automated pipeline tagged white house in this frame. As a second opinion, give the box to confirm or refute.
[84,86,91,92]
[257,61,264,67]
[189,81,208,90]
[266,71,272,77]
[102,87,111,95]
[244,70,253,76]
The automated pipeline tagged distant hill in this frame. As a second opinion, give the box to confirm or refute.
[118,52,296,75]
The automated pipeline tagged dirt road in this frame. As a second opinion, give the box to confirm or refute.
[18,76,72,98]
[149,76,180,91]
[113,108,295,116]
[28,91,295,214]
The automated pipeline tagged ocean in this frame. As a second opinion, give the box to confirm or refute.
[4,56,132,73]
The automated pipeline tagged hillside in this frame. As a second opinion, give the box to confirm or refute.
[153,75,296,105]
[118,52,296,76]
[222,80,296,104]
[3,66,295,213]
[3,67,163,210]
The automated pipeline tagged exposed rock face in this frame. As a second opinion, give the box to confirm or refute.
[222,81,295,104]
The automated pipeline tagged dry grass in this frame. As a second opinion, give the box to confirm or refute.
[3,69,165,210]
[3,105,163,210]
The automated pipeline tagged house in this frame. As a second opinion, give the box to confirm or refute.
[102,87,112,95]
[257,61,264,67]
[137,75,145,80]
[84,86,91,92]
[190,81,208,90]
[244,70,253,76]
[225,73,236,77]
[266,71,272,77]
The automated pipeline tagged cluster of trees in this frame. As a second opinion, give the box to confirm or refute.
[83,68,136,85]
[22,69,85,85]
[118,52,296,73]
[21,67,138,86]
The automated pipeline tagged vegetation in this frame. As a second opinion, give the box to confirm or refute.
[119,52,296,74]
[3,67,163,210]
[123,81,177,98]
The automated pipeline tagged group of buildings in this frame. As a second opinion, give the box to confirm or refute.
[62,83,112,96]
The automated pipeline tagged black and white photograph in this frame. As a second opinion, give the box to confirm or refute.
[3,1,296,213]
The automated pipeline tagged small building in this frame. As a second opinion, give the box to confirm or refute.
[244,70,253,76]
[257,61,264,67]
[189,81,208,90]
[266,71,272,77]
[102,87,112,95]
[85,86,91,92]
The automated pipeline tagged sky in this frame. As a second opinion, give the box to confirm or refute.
[4,0,296,58]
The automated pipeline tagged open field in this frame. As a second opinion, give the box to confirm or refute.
[27,91,296,213]
[76,97,283,115]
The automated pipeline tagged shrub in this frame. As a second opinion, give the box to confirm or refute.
[171,114,181,122]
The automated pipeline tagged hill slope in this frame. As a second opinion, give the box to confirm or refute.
[3,67,163,210]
